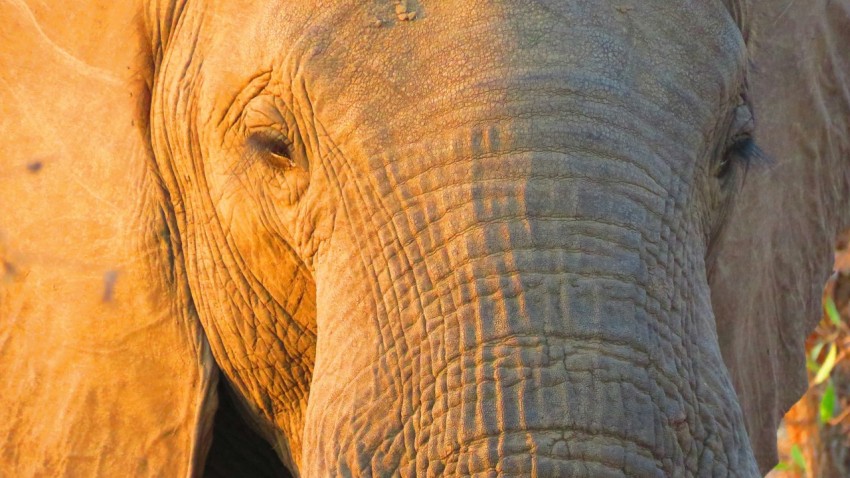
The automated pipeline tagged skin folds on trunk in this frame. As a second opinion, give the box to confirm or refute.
[303,143,758,476]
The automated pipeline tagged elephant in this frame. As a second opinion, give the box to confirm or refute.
[1,0,849,476]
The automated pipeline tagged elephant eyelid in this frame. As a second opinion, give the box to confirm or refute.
[715,97,770,181]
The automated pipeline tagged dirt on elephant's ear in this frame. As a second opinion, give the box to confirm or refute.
[772,231,850,478]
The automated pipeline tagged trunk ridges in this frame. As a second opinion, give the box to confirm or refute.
[308,162,756,475]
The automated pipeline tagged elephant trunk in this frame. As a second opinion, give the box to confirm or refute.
[306,140,759,475]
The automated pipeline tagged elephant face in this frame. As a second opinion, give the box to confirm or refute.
[149,1,763,475]
[7,0,849,477]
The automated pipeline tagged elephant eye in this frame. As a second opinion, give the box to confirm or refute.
[247,131,298,170]
[715,99,766,180]
[716,136,754,179]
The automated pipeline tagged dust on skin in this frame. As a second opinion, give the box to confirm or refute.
[2,261,14,280]
[393,0,418,22]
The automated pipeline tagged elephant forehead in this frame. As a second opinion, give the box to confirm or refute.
[185,1,746,141]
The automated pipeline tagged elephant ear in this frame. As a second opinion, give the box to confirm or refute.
[710,0,850,472]
[0,1,216,476]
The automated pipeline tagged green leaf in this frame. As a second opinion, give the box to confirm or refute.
[772,461,792,471]
[821,380,837,423]
[791,444,807,471]
[814,343,838,385]
[811,342,826,362]
[825,294,843,327]
[807,357,821,373]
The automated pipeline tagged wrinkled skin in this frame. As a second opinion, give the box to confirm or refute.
[1,0,849,477]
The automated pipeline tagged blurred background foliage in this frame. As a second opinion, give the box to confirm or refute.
[771,232,850,477]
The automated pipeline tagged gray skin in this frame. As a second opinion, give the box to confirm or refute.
[2,0,849,477]
[144,0,850,475]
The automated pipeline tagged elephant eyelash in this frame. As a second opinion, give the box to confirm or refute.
[717,136,771,185]
[246,131,298,170]
[730,136,764,165]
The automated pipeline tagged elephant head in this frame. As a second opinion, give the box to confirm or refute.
[2,0,849,477]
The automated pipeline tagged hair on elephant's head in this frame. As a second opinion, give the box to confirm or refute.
[2,0,849,477]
